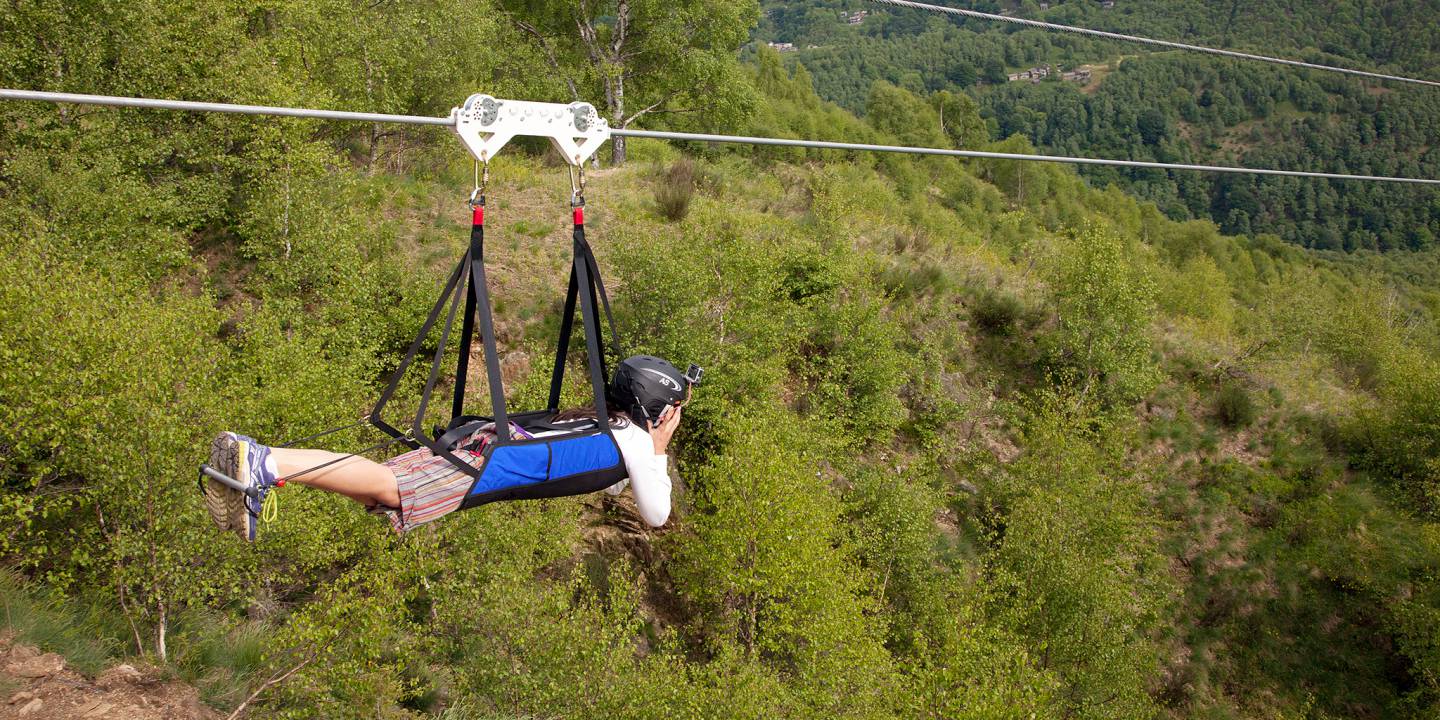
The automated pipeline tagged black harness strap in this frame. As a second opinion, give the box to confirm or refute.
[216,237,470,494]
[362,199,623,482]
[467,219,511,440]
[547,215,624,413]
[452,231,480,421]
[212,199,632,498]
[572,218,614,420]
[369,253,468,447]
[580,239,624,365]
[547,264,580,412]
[409,244,467,449]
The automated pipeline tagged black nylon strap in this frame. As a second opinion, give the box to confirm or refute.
[405,221,504,480]
[573,222,614,424]
[277,418,368,449]
[468,222,511,440]
[434,418,491,452]
[547,264,580,411]
[452,225,480,421]
[547,223,625,412]
[410,247,467,445]
[370,253,467,447]
[372,212,625,487]
[577,237,624,368]
[278,434,408,483]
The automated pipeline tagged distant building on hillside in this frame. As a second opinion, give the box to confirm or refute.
[843,10,869,24]
[1062,67,1092,83]
[1008,66,1052,83]
[1101,0,1116,7]
[767,41,796,52]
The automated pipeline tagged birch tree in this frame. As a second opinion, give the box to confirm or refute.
[502,0,760,165]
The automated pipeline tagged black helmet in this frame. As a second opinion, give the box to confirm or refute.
[608,355,700,428]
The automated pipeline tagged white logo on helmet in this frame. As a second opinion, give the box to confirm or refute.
[640,368,683,393]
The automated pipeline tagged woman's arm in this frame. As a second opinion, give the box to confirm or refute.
[614,408,679,527]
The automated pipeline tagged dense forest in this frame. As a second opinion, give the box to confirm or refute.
[3,1,1440,719]
[754,0,1440,251]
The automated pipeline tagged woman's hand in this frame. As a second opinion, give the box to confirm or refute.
[649,404,683,455]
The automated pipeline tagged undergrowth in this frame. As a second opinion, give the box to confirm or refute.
[0,570,124,676]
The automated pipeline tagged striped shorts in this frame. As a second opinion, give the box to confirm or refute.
[377,423,532,534]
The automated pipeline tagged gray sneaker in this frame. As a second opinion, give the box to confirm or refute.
[203,432,278,542]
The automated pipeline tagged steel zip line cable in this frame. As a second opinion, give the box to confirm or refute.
[866,0,1440,89]
[0,89,455,126]
[613,128,1440,184]
[4,88,1440,185]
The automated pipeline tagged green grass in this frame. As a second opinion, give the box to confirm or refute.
[507,219,556,239]
[0,570,125,676]
[171,612,271,708]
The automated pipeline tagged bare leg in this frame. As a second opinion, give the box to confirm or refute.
[270,448,401,508]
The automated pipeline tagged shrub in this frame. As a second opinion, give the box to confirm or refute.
[879,260,950,300]
[654,157,697,222]
[971,288,1024,336]
[1043,224,1161,404]
[1215,383,1256,428]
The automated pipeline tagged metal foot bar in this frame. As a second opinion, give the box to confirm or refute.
[198,464,261,499]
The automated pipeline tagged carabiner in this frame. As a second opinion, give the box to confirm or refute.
[470,159,489,208]
[568,164,586,207]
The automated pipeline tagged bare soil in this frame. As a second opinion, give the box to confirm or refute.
[0,632,217,720]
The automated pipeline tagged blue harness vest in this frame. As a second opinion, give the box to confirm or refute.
[368,202,629,510]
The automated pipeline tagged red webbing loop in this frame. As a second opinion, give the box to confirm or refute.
[573,206,584,225]
[473,205,484,226]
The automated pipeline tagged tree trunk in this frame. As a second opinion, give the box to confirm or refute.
[611,74,627,165]
[1223,0,1241,46]
[156,601,168,662]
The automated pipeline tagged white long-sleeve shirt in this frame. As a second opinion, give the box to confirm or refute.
[533,421,671,527]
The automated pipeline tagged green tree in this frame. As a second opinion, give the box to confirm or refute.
[932,90,989,149]
[502,0,761,164]
[672,415,902,715]
[989,400,1172,719]
[1044,224,1161,404]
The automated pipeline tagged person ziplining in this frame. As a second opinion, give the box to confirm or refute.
[197,95,702,541]
[203,355,695,540]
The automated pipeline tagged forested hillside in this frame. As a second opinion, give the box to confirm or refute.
[3,2,1440,719]
[754,0,1440,251]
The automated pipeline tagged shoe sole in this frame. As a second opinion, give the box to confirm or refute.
[203,433,252,541]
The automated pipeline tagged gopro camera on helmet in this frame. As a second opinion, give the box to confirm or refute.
[609,355,703,428]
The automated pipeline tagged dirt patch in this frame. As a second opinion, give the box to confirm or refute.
[1217,429,1267,467]
[0,633,217,720]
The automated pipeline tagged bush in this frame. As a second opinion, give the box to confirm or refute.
[971,288,1024,336]
[654,157,697,222]
[1043,224,1161,404]
[1215,383,1256,428]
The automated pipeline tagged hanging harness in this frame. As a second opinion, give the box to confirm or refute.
[368,189,630,508]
